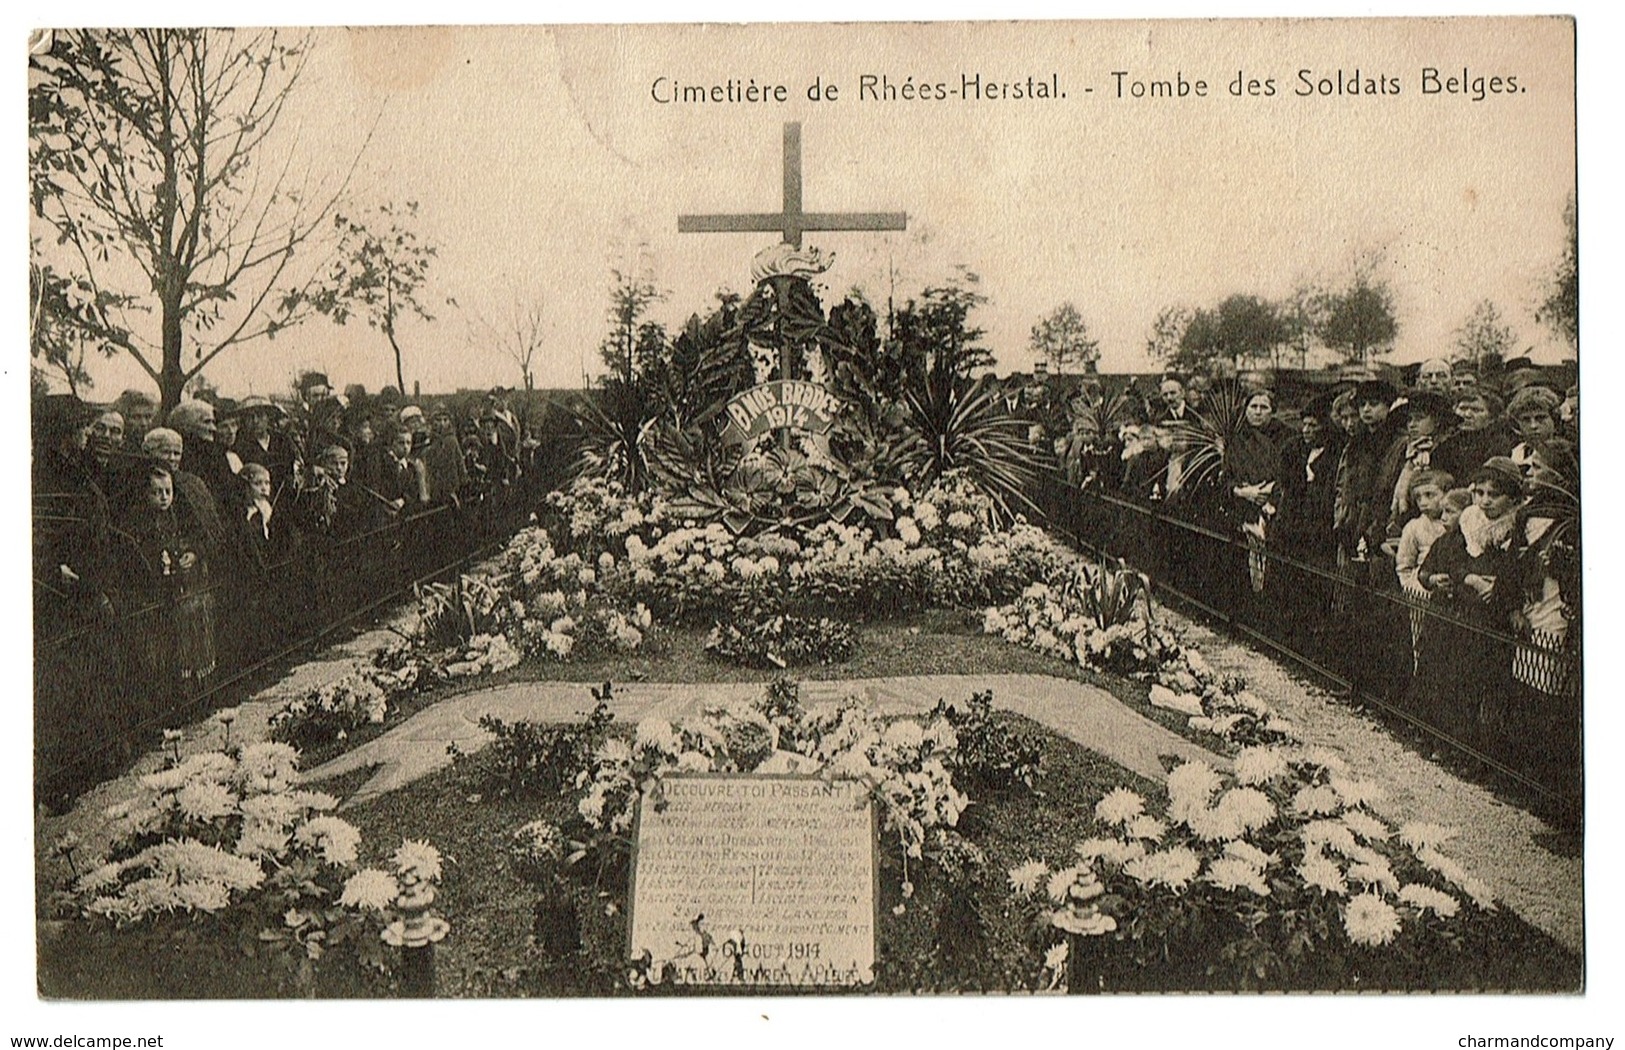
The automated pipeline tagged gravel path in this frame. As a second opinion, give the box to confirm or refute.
[1162,607,1584,955]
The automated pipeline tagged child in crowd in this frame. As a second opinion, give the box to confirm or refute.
[1394,469,1456,590]
[235,462,287,572]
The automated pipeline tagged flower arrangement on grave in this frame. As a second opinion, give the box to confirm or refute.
[704,611,858,668]
[1007,740,1497,990]
[268,669,393,750]
[53,741,445,994]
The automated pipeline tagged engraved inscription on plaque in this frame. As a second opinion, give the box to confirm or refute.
[628,775,876,988]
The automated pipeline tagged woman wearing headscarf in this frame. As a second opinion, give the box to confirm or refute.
[1413,457,1526,751]
[1223,389,1284,595]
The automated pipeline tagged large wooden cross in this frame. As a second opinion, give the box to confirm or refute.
[678,122,907,249]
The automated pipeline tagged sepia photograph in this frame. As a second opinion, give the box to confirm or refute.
[16,6,1610,1047]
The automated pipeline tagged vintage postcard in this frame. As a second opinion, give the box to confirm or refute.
[21,13,1595,1047]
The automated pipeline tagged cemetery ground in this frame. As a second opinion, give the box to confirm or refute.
[35,597,1583,997]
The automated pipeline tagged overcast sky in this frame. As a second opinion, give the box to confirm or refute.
[30,18,1577,400]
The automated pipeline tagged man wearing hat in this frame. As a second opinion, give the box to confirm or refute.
[292,371,346,465]
[1374,390,1456,540]
[1333,379,1402,562]
[235,395,299,502]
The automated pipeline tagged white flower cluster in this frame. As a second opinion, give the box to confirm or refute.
[268,668,392,746]
[1009,734,1497,968]
[570,692,968,867]
[446,632,523,677]
[983,564,1172,675]
[77,743,436,929]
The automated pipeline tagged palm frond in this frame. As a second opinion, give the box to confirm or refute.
[1158,380,1249,497]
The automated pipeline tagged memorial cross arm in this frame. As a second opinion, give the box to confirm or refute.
[676,121,907,248]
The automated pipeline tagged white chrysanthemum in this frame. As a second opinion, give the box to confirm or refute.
[237,742,301,795]
[1459,877,1498,911]
[674,750,712,773]
[1292,784,1344,817]
[239,792,302,830]
[393,839,443,882]
[1007,859,1048,896]
[513,819,565,861]
[1094,788,1146,827]
[635,719,679,755]
[1166,761,1223,820]
[1414,846,1469,885]
[1398,822,1459,851]
[1123,846,1201,892]
[1216,788,1276,833]
[233,823,290,860]
[1187,806,1246,842]
[1043,940,1069,981]
[1124,815,1167,842]
[141,840,266,892]
[1340,809,1390,842]
[1224,840,1275,870]
[1398,883,1460,918]
[1347,860,1399,895]
[1233,746,1291,786]
[75,861,126,895]
[1074,837,1146,866]
[1328,775,1384,808]
[340,868,401,911]
[1046,864,1087,903]
[1205,856,1271,896]
[1301,819,1359,856]
[1296,747,1350,774]
[882,720,925,751]
[174,780,237,822]
[171,880,233,914]
[1298,850,1348,896]
[1344,892,1403,947]
[595,738,633,767]
[293,816,361,866]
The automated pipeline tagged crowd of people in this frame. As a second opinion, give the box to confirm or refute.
[1026,356,1580,777]
[33,373,550,742]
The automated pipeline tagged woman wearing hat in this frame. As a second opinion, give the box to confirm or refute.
[1413,457,1525,751]
[1375,390,1456,542]
[235,395,299,500]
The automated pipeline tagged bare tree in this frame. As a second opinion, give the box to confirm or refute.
[29,29,361,410]
[473,294,547,392]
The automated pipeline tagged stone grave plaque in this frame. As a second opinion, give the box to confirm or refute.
[628,774,877,988]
